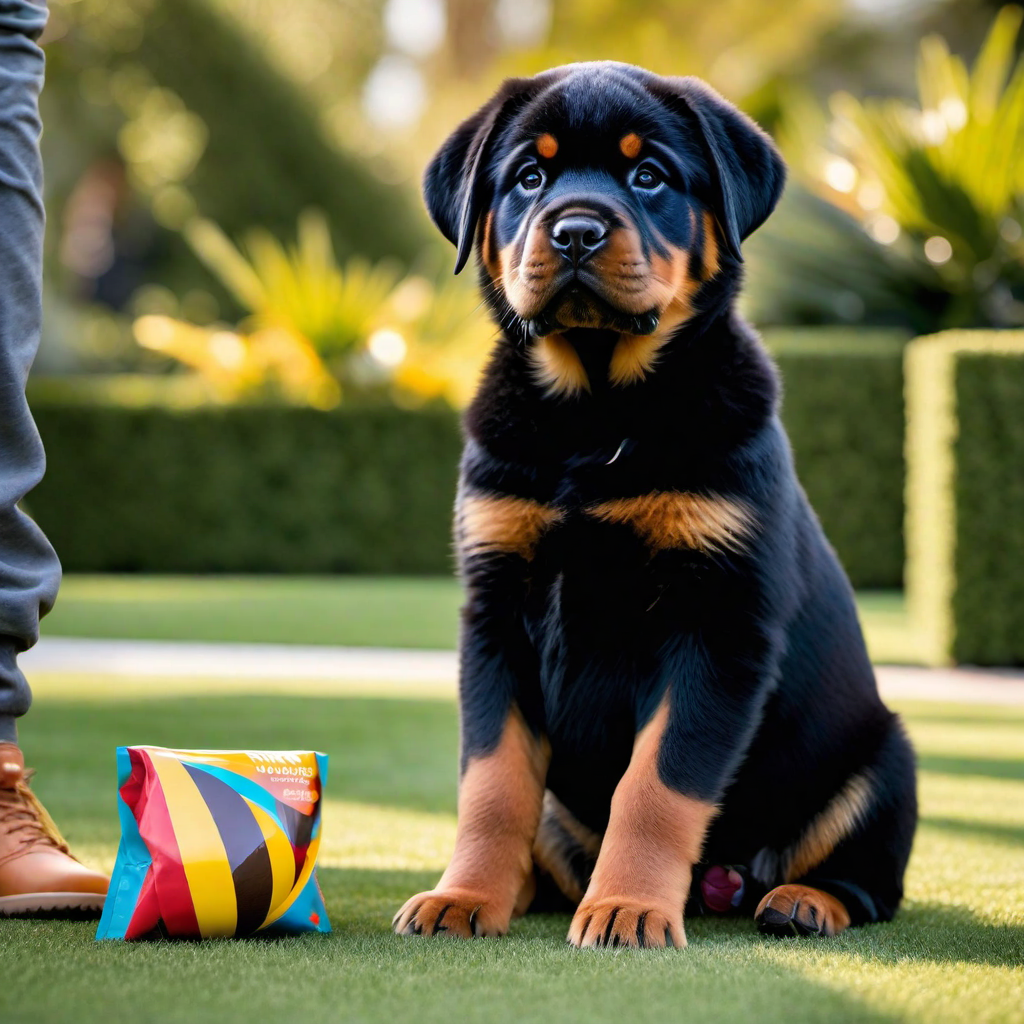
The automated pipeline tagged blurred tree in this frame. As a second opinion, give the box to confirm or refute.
[131,0,426,261]
[43,0,427,281]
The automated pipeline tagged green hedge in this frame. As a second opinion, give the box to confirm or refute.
[28,398,462,575]
[27,327,911,580]
[764,328,910,589]
[905,331,1024,665]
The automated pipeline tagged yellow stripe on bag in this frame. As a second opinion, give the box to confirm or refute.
[245,799,296,930]
[150,753,238,937]
[261,834,321,929]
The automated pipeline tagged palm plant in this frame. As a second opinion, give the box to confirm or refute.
[748,6,1024,332]
[134,210,495,407]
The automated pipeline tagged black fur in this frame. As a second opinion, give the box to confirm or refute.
[428,62,916,932]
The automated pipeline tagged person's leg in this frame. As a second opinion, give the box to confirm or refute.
[0,0,60,745]
[0,0,107,915]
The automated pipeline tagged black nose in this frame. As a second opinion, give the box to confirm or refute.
[550,214,608,266]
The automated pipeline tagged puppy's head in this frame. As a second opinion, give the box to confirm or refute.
[424,63,785,342]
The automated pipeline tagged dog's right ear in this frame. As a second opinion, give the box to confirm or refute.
[424,79,537,275]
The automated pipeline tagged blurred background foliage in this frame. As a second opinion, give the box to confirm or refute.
[36,0,1024,405]
[747,4,1024,331]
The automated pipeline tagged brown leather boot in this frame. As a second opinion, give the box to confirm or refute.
[0,743,108,916]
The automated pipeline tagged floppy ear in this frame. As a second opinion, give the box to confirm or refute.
[649,76,785,262]
[423,79,535,275]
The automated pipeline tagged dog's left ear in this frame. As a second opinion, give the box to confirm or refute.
[424,77,539,274]
[649,76,785,262]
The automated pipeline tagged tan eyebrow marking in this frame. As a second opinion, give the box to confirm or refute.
[619,133,643,159]
[536,133,559,159]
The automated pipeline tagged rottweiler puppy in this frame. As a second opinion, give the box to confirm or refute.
[393,62,916,948]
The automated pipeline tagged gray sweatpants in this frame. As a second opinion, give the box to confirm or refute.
[0,0,58,744]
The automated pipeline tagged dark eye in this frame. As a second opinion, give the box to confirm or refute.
[519,167,544,191]
[633,166,663,190]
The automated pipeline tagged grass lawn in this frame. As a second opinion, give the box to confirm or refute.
[42,575,464,650]
[42,576,924,663]
[2,677,1022,1024]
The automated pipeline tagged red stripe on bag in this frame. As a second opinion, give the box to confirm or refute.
[131,748,202,937]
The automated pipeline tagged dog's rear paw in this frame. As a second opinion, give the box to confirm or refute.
[755,885,851,938]
[568,897,685,949]
[392,890,509,938]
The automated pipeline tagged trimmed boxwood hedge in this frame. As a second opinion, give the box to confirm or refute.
[905,330,1024,665]
[27,398,462,574]
[764,328,909,589]
[26,326,910,579]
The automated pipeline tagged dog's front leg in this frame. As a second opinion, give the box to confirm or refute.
[393,705,549,938]
[567,698,715,949]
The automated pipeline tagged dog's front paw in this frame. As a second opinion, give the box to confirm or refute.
[568,897,685,949]
[392,890,510,938]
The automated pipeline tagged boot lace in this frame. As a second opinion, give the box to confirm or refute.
[0,769,71,864]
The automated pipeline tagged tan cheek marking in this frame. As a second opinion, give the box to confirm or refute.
[756,885,852,936]
[608,241,698,387]
[588,225,653,315]
[587,491,755,554]
[619,133,643,159]
[529,333,590,398]
[533,791,602,904]
[783,773,873,882]
[458,492,562,561]
[502,219,561,317]
[481,210,501,282]
[436,707,550,917]
[591,225,643,274]
[701,210,720,282]
[536,133,558,159]
[571,699,717,947]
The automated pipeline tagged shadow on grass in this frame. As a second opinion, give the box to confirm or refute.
[916,753,1024,781]
[904,710,1024,727]
[2,882,1014,1022]
[871,901,1024,968]
[920,814,1024,847]
[312,868,906,1024]
[319,868,1024,970]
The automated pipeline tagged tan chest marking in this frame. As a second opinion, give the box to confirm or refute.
[608,332,672,387]
[458,492,563,561]
[587,491,755,554]
[529,333,590,397]
[784,772,874,882]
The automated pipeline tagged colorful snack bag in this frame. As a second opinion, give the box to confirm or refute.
[97,747,330,940]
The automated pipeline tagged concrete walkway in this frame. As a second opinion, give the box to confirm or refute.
[20,636,1024,705]
[23,636,457,683]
